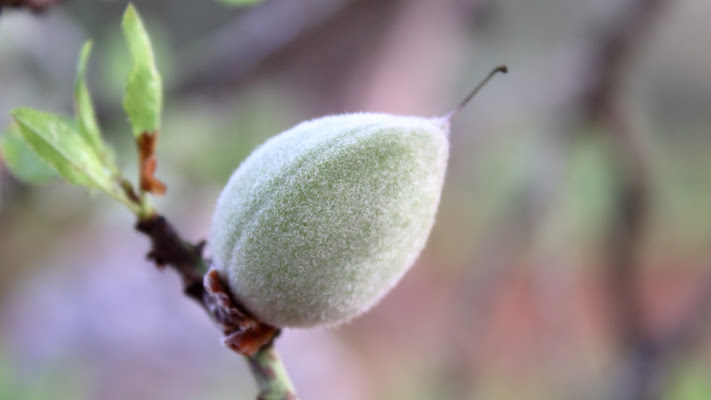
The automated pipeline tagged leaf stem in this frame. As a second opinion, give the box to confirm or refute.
[137,195,155,221]
[107,189,143,215]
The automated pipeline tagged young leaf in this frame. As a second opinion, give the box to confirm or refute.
[121,4,163,137]
[0,123,58,184]
[10,108,116,191]
[74,41,104,155]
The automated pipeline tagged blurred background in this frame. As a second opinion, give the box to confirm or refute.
[1,0,710,399]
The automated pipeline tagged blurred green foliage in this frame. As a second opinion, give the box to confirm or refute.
[214,0,262,6]
[0,349,87,400]
[665,362,711,400]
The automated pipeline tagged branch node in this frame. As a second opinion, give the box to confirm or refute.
[204,268,279,356]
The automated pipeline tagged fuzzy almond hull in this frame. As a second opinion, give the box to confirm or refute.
[209,113,449,328]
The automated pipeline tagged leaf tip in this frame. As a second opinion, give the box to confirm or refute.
[123,3,137,19]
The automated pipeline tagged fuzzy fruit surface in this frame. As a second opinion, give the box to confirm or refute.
[209,113,449,328]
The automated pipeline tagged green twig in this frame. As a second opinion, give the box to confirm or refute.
[247,344,298,400]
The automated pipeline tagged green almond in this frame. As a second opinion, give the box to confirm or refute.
[209,113,449,328]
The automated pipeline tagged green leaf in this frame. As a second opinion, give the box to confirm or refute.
[10,108,116,191]
[214,0,262,6]
[121,4,163,137]
[74,41,104,155]
[0,123,58,183]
